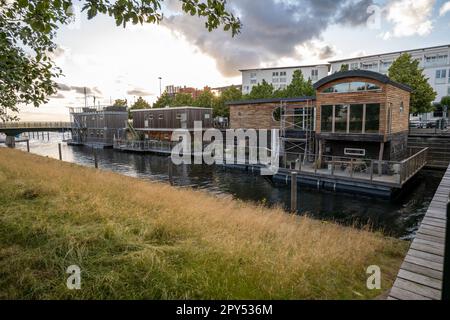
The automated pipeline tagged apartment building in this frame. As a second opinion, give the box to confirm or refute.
[240,64,330,95]
[329,44,450,108]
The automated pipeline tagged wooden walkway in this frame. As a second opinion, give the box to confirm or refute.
[388,164,450,300]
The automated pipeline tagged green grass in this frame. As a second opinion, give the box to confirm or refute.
[0,148,408,299]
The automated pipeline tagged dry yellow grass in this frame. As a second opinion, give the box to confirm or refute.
[0,148,408,299]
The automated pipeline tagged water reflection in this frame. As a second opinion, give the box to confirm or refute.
[7,132,444,239]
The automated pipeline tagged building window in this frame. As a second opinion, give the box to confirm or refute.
[250,79,257,84]
[448,87,450,95]
[349,104,364,133]
[250,72,257,78]
[361,62,378,70]
[311,69,318,81]
[321,105,333,132]
[365,104,380,133]
[272,72,279,77]
[323,82,381,93]
[344,148,366,157]
[426,54,448,66]
[436,69,447,84]
[334,105,348,133]
[350,63,359,70]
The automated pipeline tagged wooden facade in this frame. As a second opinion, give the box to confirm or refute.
[228,97,315,130]
[132,107,213,130]
[314,70,411,160]
[131,107,213,141]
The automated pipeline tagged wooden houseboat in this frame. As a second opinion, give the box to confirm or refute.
[227,70,428,198]
[69,106,128,148]
[131,107,213,141]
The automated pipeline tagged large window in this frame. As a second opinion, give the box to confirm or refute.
[365,104,380,133]
[322,82,381,93]
[320,103,380,134]
[349,104,364,133]
[321,105,333,132]
[334,105,348,132]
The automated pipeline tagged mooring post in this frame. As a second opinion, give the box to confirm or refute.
[47,132,50,141]
[93,148,98,169]
[168,156,174,186]
[291,172,298,213]
[26,139,30,152]
[58,143,62,161]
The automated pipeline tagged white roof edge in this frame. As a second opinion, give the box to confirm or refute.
[131,107,213,112]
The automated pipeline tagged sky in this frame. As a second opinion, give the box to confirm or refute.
[17,0,450,121]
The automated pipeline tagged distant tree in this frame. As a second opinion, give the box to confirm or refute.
[194,89,215,108]
[113,99,128,107]
[441,96,450,110]
[213,86,242,117]
[153,92,173,109]
[1,0,241,121]
[283,70,315,98]
[388,54,437,114]
[172,93,194,107]
[130,97,151,110]
[246,80,274,100]
[339,64,349,72]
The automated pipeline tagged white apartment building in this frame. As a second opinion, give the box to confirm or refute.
[240,64,330,95]
[329,44,450,107]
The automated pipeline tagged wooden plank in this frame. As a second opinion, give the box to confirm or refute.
[418,225,446,237]
[389,285,432,301]
[408,249,444,264]
[410,242,445,257]
[394,278,441,300]
[416,232,446,244]
[401,261,443,280]
[420,224,446,234]
[421,218,447,228]
[404,255,444,272]
[414,238,445,251]
[397,269,442,290]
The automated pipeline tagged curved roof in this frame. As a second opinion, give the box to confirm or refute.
[226,96,316,106]
[313,70,412,92]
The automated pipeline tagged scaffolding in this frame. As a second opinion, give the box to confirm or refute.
[280,99,316,168]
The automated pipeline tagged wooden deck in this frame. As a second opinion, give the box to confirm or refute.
[388,164,450,300]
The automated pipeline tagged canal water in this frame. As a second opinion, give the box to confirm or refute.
[6,132,444,239]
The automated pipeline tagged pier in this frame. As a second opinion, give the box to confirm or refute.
[389,164,450,300]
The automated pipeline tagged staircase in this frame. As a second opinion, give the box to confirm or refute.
[408,134,450,169]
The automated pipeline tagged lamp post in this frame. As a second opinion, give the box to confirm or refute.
[158,77,162,97]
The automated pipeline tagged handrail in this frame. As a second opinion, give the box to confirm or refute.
[0,122,72,129]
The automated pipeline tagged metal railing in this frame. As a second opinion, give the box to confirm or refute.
[410,119,449,135]
[114,139,176,153]
[0,122,72,129]
[282,147,428,186]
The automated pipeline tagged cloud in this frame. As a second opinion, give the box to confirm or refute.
[162,0,374,77]
[440,1,450,16]
[50,93,66,99]
[56,83,102,96]
[127,89,153,96]
[382,0,435,39]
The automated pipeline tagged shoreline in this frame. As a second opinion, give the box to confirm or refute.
[0,148,408,299]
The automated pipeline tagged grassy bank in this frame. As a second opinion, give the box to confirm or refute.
[0,148,408,299]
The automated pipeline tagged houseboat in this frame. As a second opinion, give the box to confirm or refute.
[69,106,128,148]
[114,107,213,153]
[227,70,428,198]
